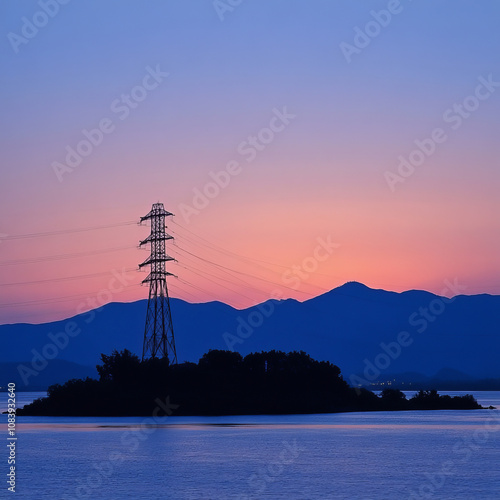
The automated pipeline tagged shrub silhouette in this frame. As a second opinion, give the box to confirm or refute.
[17,349,483,416]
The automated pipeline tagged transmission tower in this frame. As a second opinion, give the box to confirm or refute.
[138,203,177,363]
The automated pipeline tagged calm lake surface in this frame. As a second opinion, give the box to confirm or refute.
[1,392,499,499]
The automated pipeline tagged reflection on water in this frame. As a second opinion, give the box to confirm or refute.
[0,392,499,499]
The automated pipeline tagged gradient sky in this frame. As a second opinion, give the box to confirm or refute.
[1,0,499,324]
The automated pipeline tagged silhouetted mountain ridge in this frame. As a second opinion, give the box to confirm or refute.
[1,282,498,389]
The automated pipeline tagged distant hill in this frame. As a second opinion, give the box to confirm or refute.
[1,282,499,390]
[0,360,96,391]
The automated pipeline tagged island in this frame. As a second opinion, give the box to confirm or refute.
[17,349,485,416]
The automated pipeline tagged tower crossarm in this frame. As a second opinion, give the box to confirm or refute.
[141,271,176,284]
[140,207,173,221]
[139,255,176,268]
[139,233,173,246]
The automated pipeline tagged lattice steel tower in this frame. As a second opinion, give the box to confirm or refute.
[139,203,177,363]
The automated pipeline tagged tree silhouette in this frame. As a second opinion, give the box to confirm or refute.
[97,349,141,384]
[16,349,484,416]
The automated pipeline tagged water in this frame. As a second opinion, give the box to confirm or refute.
[0,391,47,414]
[1,392,499,499]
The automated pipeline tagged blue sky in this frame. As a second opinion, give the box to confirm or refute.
[1,0,499,323]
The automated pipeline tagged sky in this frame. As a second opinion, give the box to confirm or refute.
[1,0,499,324]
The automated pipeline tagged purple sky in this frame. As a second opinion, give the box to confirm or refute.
[1,0,499,324]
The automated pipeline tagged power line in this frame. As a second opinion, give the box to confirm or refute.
[0,245,132,267]
[173,243,256,288]
[171,221,293,271]
[170,223,336,293]
[172,220,448,291]
[0,284,141,309]
[177,263,255,303]
[168,281,199,301]
[177,277,225,302]
[2,220,137,241]
[0,268,137,287]
[174,243,318,297]
[173,240,407,308]
[173,246,271,299]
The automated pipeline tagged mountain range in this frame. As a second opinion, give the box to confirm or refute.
[1,282,499,390]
